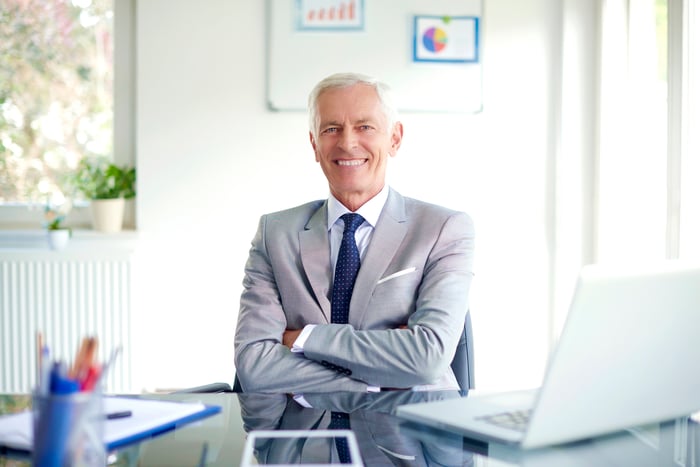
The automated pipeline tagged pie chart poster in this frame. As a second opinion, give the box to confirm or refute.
[413,16,479,63]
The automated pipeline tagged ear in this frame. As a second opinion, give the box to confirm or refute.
[309,132,320,162]
[389,122,404,157]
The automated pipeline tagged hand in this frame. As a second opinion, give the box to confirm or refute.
[282,328,302,349]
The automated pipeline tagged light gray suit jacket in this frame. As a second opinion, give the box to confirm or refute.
[234,188,475,393]
[238,391,472,466]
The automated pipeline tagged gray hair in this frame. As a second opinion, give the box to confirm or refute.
[307,72,399,141]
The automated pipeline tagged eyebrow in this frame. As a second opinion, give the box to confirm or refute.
[321,118,376,128]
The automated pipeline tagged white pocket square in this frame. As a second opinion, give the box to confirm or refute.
[377,267,417,285]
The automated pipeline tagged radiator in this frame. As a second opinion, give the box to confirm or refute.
[0,254,132,393]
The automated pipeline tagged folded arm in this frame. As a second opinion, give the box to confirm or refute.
[302,212,475,388]
[235,209,475,391]
[234,215,368,393]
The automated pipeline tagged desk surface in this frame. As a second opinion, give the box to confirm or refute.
[1,391,698,466]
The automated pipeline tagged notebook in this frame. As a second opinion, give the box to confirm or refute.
[397,261,700,449]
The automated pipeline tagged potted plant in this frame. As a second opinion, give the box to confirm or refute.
[44,201,72,250]
[70,157,136,233]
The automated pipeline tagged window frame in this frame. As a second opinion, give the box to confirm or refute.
[0,0,136,231]
[669,0,700,259]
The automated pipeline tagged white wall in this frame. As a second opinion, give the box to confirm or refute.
[132,0,568,392]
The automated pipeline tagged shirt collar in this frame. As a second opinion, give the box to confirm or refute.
[327,186,389,231]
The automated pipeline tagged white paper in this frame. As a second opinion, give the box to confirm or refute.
[0,396,217,452]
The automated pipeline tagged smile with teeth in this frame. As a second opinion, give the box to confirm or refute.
[336,159,367,166]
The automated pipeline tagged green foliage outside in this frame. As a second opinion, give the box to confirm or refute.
[655,0,668,82]
[0,0,113,204]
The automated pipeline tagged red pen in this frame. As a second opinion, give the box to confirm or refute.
[80,364,102,392]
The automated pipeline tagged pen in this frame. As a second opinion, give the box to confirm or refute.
[72,336,97,381]
[105,410,132,420]
[80,364,102,392]
[36,331,43,386]
[50,362,79,395]
[96,344,122,389]
[39,345,52,396]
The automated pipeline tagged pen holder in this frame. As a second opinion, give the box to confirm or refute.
[32,390,106,467]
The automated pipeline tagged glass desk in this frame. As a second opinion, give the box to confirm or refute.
[1,390,698,466]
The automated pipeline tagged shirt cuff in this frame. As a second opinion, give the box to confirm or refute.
[291,324,317,353]
[292,324,377,393]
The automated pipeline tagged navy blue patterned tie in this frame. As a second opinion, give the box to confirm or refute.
[329,411,352,464]
[331,213,365,325]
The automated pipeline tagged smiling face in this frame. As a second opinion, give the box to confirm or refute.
[310,83,403,212]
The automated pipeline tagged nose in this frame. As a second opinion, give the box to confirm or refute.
[337,129,358,153]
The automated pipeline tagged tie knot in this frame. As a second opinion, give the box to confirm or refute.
[341,213,364,234]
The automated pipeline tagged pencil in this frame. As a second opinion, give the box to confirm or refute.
[71,336,91,379]
[36,331,43,387]
[82,337,98,381]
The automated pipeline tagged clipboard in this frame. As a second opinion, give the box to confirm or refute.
[0,396,221,454]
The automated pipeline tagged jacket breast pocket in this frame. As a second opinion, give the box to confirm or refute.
[370,268,421,317]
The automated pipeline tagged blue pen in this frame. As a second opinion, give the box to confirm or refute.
[49,362,80,395]
[39,346,52,396]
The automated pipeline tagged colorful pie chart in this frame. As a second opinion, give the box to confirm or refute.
[422,27,448,53]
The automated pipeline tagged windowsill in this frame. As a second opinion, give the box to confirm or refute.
[0,229,139,256]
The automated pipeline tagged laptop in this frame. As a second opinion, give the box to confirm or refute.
[397,261,700,449]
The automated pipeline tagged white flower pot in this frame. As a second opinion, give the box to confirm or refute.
[90,198,126,233]
[47,229,70,250]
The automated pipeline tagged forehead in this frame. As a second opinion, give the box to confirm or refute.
[317,84,386,125]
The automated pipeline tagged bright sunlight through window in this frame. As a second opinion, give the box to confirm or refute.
[0,0,113,207]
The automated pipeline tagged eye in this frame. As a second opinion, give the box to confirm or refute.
[321,127,339,134]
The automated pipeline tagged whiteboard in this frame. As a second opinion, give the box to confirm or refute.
[266,0,483,113]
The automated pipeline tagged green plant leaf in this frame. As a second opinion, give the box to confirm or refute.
[69,157,136,200]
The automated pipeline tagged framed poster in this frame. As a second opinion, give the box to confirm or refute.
[295,0,365,31]
[413,15,479,63]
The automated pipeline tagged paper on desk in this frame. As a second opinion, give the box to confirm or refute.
[0,396,221,452]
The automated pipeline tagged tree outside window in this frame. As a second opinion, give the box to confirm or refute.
[0,0,113,206]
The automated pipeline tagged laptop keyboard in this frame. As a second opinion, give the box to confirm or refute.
[476,409,532,432]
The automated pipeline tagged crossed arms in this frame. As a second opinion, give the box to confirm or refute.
[234,202,475,393]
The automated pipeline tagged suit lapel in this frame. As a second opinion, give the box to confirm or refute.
[351,189,408,327]
[300,201,332,322]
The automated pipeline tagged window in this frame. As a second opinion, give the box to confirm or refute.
[674,0,700,259]
[0,0,133,229]
[1,0,113,201]
[597,0,670,263]
[552,0,699,343]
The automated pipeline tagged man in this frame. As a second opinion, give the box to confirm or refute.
[238,391,471,465]
[234,72,475,393]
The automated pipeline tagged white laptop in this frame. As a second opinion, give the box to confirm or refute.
[397,261,700,449]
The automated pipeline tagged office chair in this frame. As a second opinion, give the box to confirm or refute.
[176,310,474,394]
[451,309,475,395]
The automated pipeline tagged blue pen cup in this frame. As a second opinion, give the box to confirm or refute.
[32,390,105,467]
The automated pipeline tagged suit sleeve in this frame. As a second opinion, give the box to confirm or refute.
[234,215,369,393]
[302,212,475,388]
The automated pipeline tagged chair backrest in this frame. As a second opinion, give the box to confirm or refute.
[233,310,474,393]
[232,374,243,392]
[450,309,475,395]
